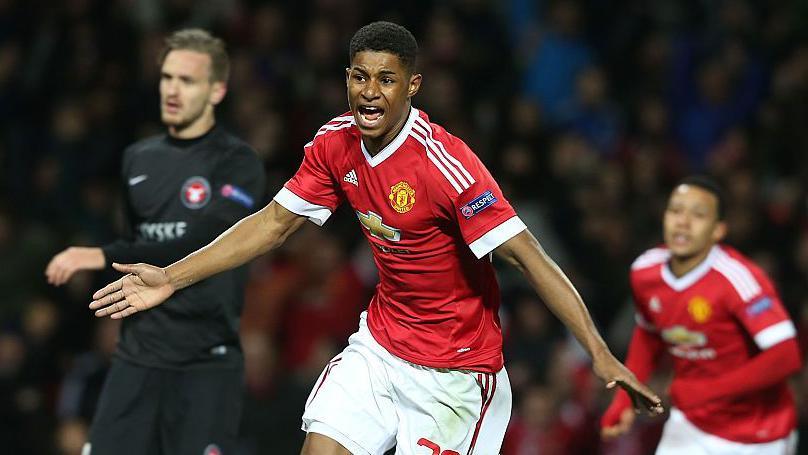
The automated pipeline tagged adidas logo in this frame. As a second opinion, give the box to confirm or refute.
[343,169,358,186]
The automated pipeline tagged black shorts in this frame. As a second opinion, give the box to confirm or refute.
[86,358,243,455]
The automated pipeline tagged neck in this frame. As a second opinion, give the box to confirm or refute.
[363,105,410,156]
[169,112,216,139]
[669,246,714,277]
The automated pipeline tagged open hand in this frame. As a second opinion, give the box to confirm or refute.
[594,352,664,416]
[89,263,174,319]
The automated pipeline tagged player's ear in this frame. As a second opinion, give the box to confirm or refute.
[408,73,422,98]
[712,220,727,243]
[210,81,227,105]
[345,68,351,86]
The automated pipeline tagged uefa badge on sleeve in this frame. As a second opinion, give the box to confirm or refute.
[181,176,212,209]
[460,190,498,219]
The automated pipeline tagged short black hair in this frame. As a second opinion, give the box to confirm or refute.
[674,175,727,220]
[349,21,418,74]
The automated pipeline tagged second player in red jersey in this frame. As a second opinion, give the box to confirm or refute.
[602,176,801,454]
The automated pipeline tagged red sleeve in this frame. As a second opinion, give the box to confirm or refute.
[601,326,665,428]
[670,338,801,409]
[274,135,344,226]
[425,132,524,258]
[726,268,797,351]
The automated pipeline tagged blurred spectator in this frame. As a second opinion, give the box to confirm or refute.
[560,65,621,155]
[521,0,593,124]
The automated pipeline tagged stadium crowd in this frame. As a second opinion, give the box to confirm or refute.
[0,0,806,453]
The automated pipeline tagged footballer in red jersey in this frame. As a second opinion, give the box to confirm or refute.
[89,21,663,455]
[602,176,802,454]
[278,106,522,372]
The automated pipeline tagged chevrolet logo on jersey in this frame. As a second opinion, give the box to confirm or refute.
[357,210,401,242]
[661,325,707,347]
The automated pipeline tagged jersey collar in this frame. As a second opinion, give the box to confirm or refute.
[661,245,719,291]
[361,107,419,167]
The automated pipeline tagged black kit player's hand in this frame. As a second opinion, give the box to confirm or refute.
[594,352,665,416]
[45,246,106,286]
[89,263,175,319]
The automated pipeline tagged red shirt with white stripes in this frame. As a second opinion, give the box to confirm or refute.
[274,108,526,372]
[630,244,797,442]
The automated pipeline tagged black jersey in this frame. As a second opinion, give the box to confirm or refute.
[102,126,266,369]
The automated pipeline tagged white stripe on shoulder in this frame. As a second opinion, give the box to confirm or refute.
[631,248,670,270]
[713,249,762,302]
[413,117,476,185]
[411,123,471,190]
[314,121,355,138]
[326,115,355,124]
[409,131,463,193]
[754,320,797,350]
[305,119,355,148]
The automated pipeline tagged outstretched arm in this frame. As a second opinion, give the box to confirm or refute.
[90,201,307,318]
[165,200,305,290]
[494,230,664,415]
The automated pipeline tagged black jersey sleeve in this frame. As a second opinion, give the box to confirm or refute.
[102,144,266,267]
[203,144,267,225]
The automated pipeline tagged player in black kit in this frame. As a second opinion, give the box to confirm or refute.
[45,29,265,454]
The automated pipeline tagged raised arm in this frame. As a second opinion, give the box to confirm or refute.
[90,201,307,318]
[494,230,664,415]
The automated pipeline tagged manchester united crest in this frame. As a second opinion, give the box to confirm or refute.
[389,181,415,214]
[687,296,712,324]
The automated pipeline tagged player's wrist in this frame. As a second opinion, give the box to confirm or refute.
[164,268,177,291]
[89,247,106,269]
[590,344,615,365]
[164,263,191,292]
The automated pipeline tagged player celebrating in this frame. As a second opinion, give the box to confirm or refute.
[45,29,265,454]
[90,22,661,454]
[601,176,801,454]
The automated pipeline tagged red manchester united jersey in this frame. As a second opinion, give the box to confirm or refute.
[630,244,797,443]
[274,108,526,372]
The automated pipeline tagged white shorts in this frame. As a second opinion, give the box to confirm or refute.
[301,312,512,455]
[656,408,798,455]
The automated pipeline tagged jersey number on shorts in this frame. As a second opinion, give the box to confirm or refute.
[417,438,459,455]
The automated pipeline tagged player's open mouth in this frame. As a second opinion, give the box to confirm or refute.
[164,100,181,114]
[671,234,690,245]
[357,106,384,126]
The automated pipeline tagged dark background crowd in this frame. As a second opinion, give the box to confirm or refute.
[1,0,807,453]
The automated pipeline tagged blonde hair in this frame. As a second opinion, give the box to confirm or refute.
[159,28,229,82]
